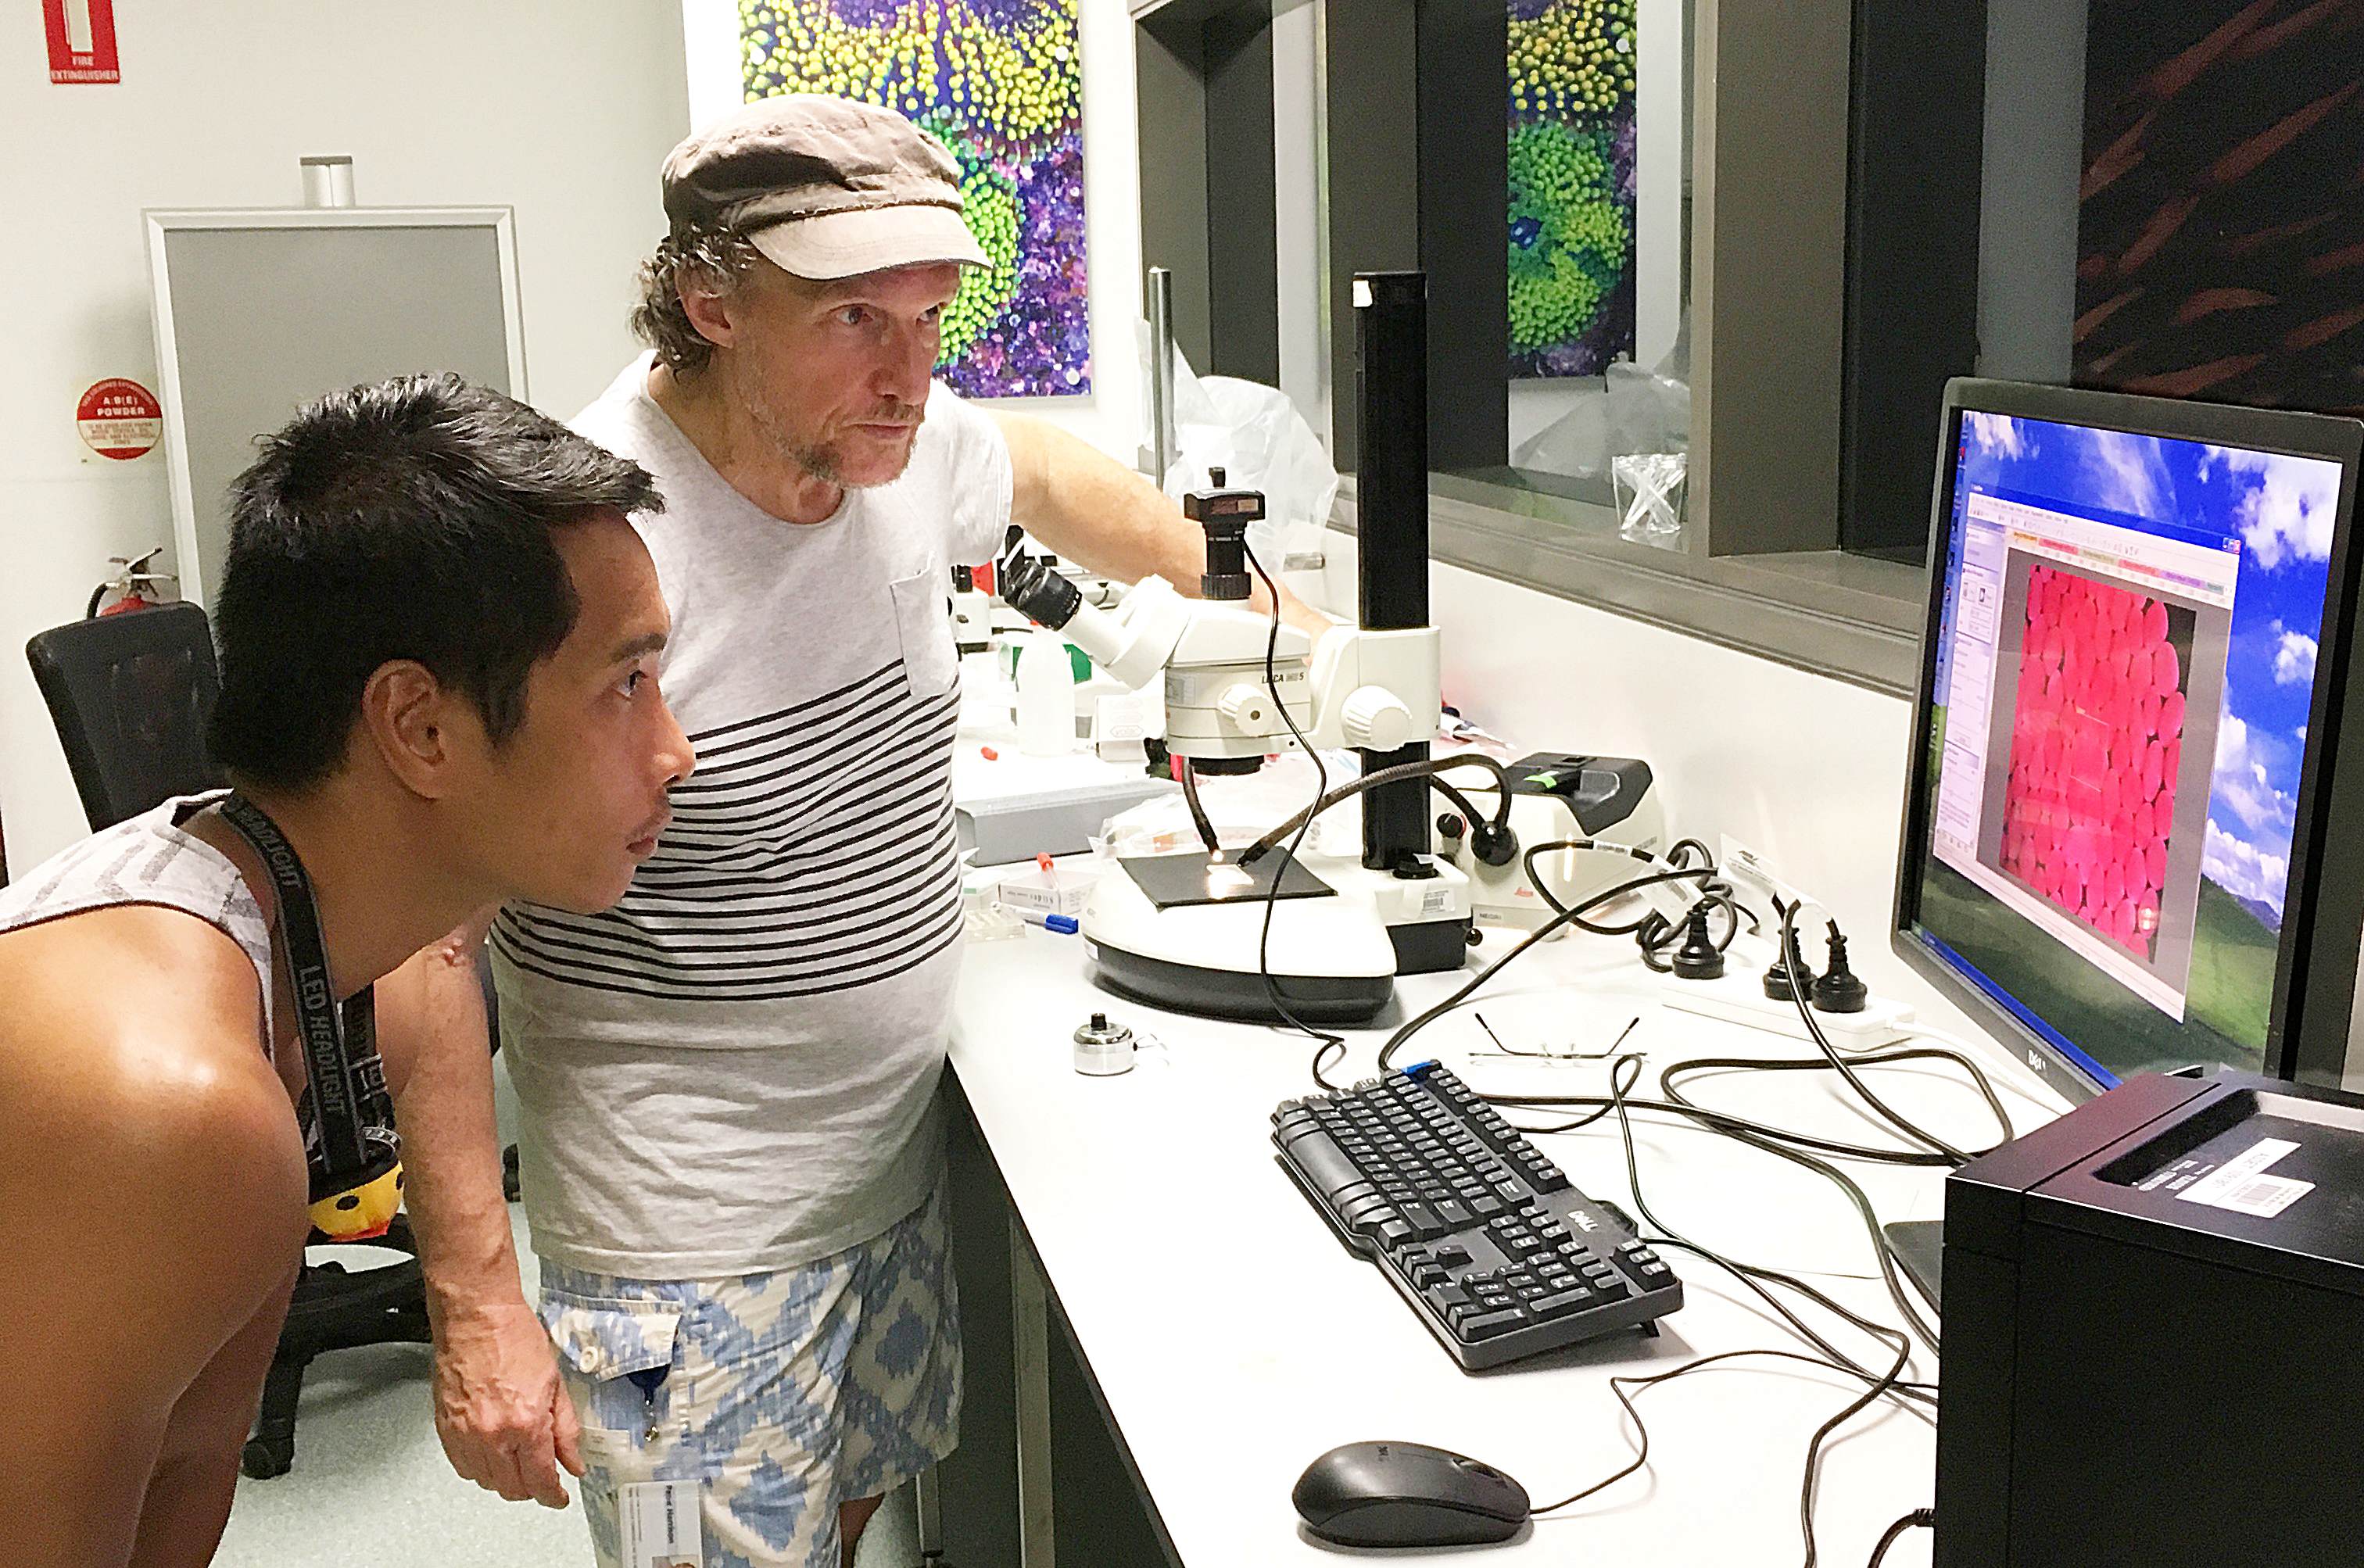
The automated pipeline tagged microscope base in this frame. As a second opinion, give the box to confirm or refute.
[1080,854,1470,1024]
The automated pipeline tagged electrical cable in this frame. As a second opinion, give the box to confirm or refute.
[1177,758,1221,860]
[1598,1054,1920,1566]
[1517,838,1757,970]
[1604,1049,1943,1357]
[1776,898,2007,1168]
[1374,864,1737,1077]
[1236,753,1520,867]
[1527,1341,1915,1568]
[1491,1070,1948,1352]
[1865,1509,1936,1566]
[1238,542,1352,1092]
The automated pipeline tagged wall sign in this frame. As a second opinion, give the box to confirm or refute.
[44,0,120,84]
[78,379,161,460]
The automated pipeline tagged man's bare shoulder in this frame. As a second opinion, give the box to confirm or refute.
[0,904,291,1172]
[0,904,308,1367]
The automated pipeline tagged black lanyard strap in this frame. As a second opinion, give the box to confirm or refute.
[217,793,399,1200]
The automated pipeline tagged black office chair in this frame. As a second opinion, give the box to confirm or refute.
[25,601,435,1479]
[26,601,225,829]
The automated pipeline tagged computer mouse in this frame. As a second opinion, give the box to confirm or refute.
[1292,1440,1531,1547]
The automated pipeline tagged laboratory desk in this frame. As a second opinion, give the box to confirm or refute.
[934,911,2063,1567]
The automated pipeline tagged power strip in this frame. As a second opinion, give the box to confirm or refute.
[1660,954,1917,1048]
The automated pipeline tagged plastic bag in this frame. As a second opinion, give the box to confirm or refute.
[1139,323,1338,567]
[1508,318,1692,496]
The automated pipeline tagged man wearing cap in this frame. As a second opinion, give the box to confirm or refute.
[393,96,1326,1567]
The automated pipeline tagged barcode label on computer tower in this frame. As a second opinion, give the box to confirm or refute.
[2174,1137,2313,1218]
[2182,1174,2312,1218]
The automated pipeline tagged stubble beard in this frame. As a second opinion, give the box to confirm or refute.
[735,360,917,491]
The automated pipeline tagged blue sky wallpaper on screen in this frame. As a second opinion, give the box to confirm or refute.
[1958,411,2344,931]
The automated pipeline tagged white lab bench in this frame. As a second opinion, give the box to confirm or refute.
[932,839,2061,1566]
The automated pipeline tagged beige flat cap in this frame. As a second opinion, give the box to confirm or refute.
[661,95,989,280]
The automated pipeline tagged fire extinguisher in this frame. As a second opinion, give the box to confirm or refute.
[87,546,177,618]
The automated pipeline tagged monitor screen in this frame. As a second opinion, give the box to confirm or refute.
[1907,403,2350,1089]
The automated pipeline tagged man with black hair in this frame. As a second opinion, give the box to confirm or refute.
[0,374,695,1566]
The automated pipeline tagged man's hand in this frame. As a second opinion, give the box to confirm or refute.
[432,1299,582,1509]
[990,410,1334,643]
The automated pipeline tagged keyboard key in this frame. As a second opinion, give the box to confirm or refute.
[1530,1287,1597,1317]
[1459,1308,1528,1340]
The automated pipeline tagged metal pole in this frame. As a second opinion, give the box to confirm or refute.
[913,1467,945,1566]
[1352,271,1432,872]
[1011,1230,1055,1568]
[1148,267,1177,488]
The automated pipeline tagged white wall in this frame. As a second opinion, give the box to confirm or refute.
[0,1,691,873]
[680,0,1147,465]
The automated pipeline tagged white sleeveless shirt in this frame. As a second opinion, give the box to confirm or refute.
[0,792,277,1051]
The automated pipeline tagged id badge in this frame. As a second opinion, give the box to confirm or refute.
[618,1478,703,1567]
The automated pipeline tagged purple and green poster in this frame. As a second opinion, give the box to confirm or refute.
[742,0,1091,398]
[1508,0,1638,378]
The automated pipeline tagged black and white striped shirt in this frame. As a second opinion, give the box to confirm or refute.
[491,356,1010,1278]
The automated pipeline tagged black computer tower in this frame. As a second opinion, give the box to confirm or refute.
[1936,1070,2364,1567]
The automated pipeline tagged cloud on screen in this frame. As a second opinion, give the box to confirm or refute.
[1966,411,2028,460]
[2203,818,2289,916]
[2212,714,2296,835]
[2213,447,2341,568]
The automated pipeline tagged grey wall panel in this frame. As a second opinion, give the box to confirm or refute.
[157,220,515,604]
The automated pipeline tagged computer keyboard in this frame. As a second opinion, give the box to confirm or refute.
[1271,1061,1682,1370]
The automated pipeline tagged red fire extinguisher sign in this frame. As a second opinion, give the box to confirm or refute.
[45,0,121,84]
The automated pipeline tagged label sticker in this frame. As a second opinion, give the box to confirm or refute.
[2172,1137,2313,1219]
[618,1479,703,1567]
[77,378,160,460]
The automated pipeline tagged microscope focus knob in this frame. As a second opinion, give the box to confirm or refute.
[1341,687,1414,750]
[1216,683,1272,729]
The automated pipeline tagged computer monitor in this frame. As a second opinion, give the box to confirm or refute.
[1894,379,2364,1102]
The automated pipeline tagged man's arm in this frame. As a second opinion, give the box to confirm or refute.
[381,914,580,1509]
[990,411,1333,643]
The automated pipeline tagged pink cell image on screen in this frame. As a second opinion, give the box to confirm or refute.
[1998,564,2188,959]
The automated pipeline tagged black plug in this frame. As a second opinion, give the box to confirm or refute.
[1764,903,1815,1001]
[1811,922,1868,1013]
[1670,903,1726,980]
[1763,925,1814,1003]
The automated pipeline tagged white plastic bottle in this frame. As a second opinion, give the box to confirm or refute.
[1016,629,1076,756]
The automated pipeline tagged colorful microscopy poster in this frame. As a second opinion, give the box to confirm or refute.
[1506,0,1638,379]
[742,0,1090,399]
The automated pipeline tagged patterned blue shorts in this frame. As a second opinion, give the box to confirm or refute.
[538,1187,961,1567]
